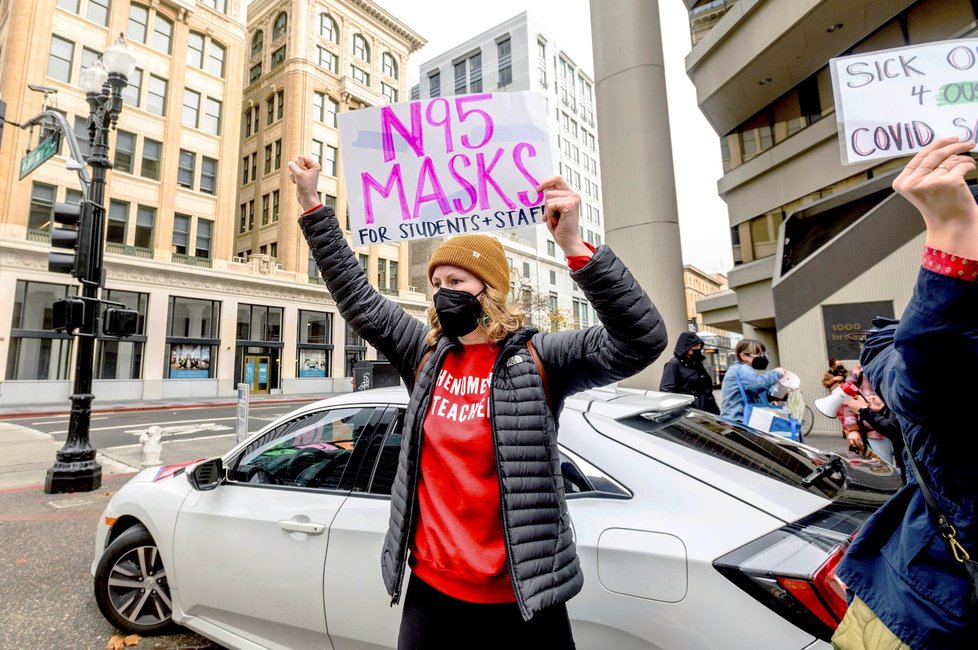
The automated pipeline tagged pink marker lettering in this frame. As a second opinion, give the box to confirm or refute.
[413,157,452,218]
[513,143,543,207]
[361,165,409,224]
[380,102,425,163]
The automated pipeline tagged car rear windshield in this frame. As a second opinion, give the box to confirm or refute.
[619,410,845,500]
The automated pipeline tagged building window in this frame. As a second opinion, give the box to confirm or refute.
[325,145,337,176]
[383,52,398,78]
[152,13,173,54]
[203,97,222,135]
[187,31,205,68]
[182,89,200,128]
[248,199,255,230]
[429,71,440,97]
[141,138,161,180]
[318,47,338,73]
[469,52,482,92]
[454,60,466,94]
[96,290,148,380]
[271,45,286,69]
[73,116,90,161]
[201,0,226,13]
[351,65,369,86]
[166,297,220,379]
[389,260,399,291]
[135,205,155,249]
[127,4,148,43]
[266,96,275,125]
[249,63,262,83]
[239,203,247,233]
[177,149,195,188]
[381,82,397,103]
[208,41,226,77]
[114,130,135,173]
[87,0,110,26]
[147,75,167,116]
[250,152,257,180]
[200,157,217,195]
[57,0,80,10]
[273,12,288,40]
[107,200,128,243]
[48,35,74,83]
[264,144,272,174]
[261,194,269,225]
[549,269,556,285]
[298,310,333,378]
[547,240,556,256]
[251,30,264,58]
[274,139,282,169]
[345,323,366,377]
[497,37,512,86]
[272,190,280,222]
[311,139,324,167]
[326,96,338,127]
[6,281,74,381]
[320,14,338,43]
[352,33,370,62]
[313,92,325,122]
[122,68,142,106]
[172,213,190,254]
[276,90,284,119]
[237,304,282,343]
[196,219,212,258]
[28,183,56,232]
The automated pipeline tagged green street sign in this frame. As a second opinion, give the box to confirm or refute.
[19,131,61,180]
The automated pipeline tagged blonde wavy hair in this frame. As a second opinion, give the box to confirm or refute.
[425,285,525,346]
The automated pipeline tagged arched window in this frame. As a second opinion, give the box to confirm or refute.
[382,52,398,79]
[352,33,370,63]
[273,12,288,40]
[251,31,264,58]
[319,13,338,44]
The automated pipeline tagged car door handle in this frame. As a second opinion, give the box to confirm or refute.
[278,520,326,535]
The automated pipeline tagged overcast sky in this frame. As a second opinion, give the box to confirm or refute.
[265,0,733,273]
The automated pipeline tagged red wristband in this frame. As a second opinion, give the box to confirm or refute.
[301,203,324,217]
[566,242,597,271]
[922,246,978,282]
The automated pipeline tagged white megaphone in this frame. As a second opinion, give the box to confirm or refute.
[814,383,861,417]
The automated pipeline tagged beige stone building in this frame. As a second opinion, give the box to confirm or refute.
[0,0,426,406]
[680,0,978,431]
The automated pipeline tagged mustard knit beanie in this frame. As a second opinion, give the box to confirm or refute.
[427,234,510,292]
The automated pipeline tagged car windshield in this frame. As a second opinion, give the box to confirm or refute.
[620,410,847,500]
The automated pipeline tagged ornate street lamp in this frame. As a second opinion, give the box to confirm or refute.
[46,35,134,494]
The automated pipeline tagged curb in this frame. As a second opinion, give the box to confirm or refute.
[0,397,320,421]
[0,471,140,495]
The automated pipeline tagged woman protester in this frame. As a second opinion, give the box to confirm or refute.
[290,154,667,650]
[719,339,786,425]
[659,332,719,414]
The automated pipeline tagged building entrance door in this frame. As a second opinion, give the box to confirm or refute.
[243,355,271,394]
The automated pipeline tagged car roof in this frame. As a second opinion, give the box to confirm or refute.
[292,385,693,420]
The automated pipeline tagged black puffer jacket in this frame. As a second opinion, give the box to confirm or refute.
[301,206,668,620]
[658,331,719,414]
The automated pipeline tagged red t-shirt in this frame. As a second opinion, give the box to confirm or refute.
[409,342,515,603]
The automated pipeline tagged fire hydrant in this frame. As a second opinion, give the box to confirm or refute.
[139,425,163,468]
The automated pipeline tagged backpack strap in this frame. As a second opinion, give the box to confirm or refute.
[526,339,552,410]
[414,348,433,386]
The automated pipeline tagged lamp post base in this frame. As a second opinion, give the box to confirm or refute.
[44,457,102,494]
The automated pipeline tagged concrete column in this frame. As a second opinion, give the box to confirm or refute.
[589,0,688,389]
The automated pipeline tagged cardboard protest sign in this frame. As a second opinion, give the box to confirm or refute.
[338,91,554,246]
[831,39,978,165]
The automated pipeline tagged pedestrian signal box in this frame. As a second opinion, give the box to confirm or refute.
[48,201,92,279]
[52,296,85,333]
[102,307,139,337]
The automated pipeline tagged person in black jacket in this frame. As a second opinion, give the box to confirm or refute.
[658,331,719,414]
[291,154,668,650]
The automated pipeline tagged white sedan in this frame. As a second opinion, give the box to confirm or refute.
[92,386,900,649]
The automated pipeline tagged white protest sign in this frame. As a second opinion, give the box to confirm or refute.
[831,39,978,165]
[337,91,554,246]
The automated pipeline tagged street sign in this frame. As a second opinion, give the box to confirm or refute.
[19,131,61,179]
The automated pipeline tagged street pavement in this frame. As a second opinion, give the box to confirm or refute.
[0,392,853,649]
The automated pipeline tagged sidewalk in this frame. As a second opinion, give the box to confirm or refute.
[0,392,326,491]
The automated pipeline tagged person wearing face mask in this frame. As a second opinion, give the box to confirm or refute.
[658,331,719,414]
[290,155,667,650]
[718,339,786,425]
[821,357,848,391]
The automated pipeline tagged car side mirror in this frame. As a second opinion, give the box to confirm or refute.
[187,458,224,491]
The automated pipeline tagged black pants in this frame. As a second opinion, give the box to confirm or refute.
[397,574,576,650]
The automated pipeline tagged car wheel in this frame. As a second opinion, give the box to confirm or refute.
[94,524,174,635]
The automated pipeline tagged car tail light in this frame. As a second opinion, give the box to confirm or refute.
[714,506,870,642]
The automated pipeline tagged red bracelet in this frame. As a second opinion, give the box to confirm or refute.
[566,242,597,271]
[922,246,978,282]
[301,203,324,217]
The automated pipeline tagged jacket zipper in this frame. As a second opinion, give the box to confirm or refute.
[390,343,446,606]
[488,342,531,620]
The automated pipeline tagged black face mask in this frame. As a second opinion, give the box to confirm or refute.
[689,350,705,362]
[751,355,770,370]
[434,287,484,340]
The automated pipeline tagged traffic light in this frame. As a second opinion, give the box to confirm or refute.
[102,307,139,337]
[48,201,93,279]
[52,296,86,333]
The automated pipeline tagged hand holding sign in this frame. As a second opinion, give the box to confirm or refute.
[891,136,978,259]
[537,176,592,257]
